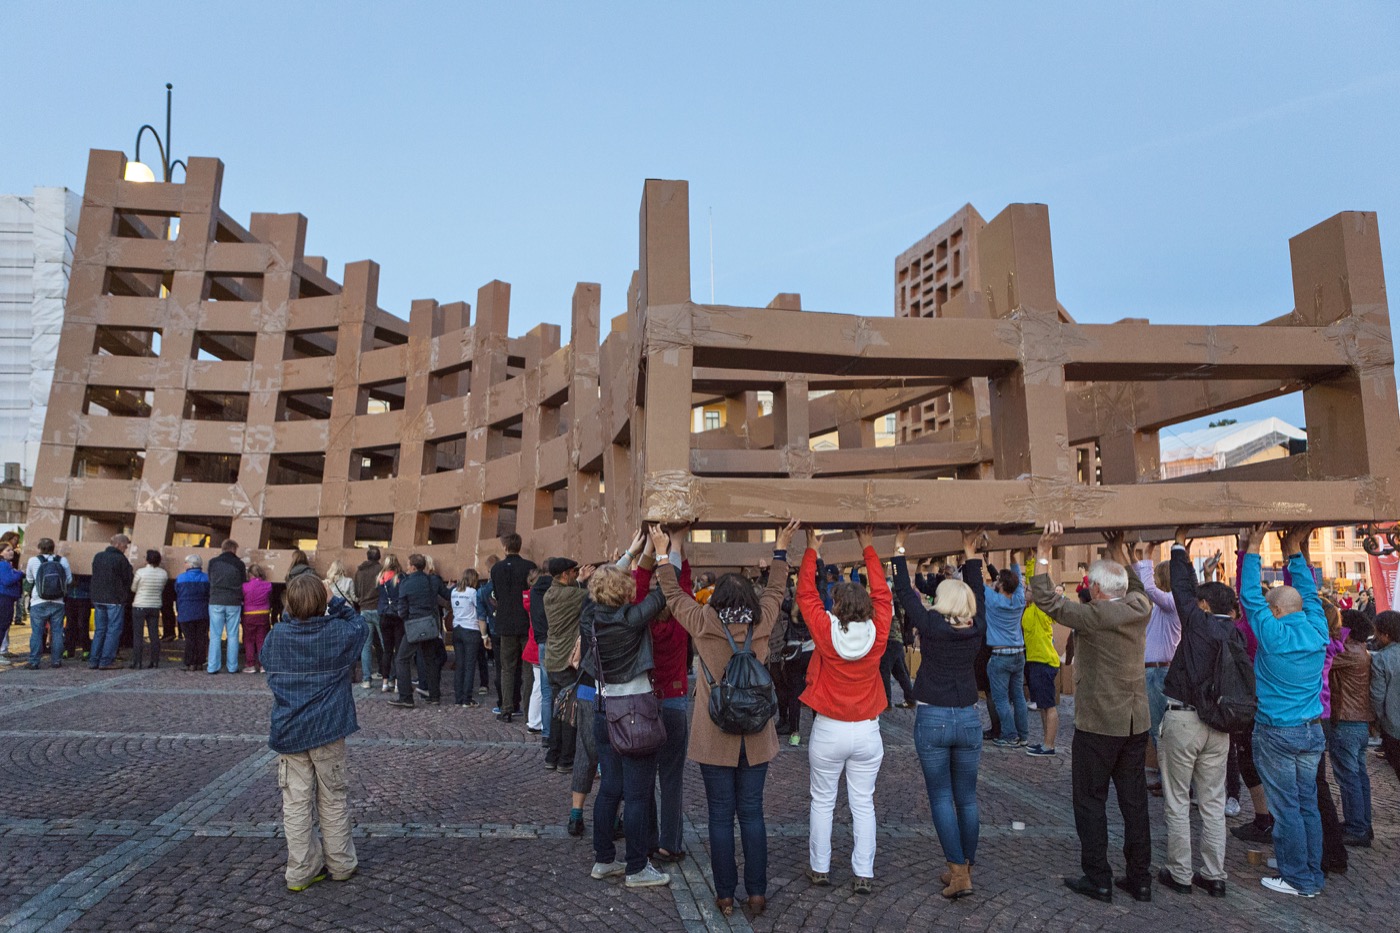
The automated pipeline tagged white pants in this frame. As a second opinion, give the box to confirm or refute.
[809,714,884,877]
[527,663,543,730]
[1159,707,1229,883]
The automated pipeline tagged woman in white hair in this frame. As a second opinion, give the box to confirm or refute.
[794,525,892,896]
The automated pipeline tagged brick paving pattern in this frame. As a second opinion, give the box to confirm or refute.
[1,644,1396,933]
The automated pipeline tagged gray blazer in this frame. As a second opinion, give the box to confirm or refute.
[1031,570,1152,737]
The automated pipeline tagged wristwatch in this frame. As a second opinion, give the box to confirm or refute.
[896,546,906,555]
[1037,558,1050,566]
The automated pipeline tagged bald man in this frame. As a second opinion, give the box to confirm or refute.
[1239,524,1329,899]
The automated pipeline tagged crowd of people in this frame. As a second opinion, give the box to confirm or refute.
[4,520,1398,914]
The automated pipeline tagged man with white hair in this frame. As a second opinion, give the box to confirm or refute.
[1031,522,1153,904]
[1239,523,1329,898]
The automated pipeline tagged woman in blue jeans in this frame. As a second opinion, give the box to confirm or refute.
[890,526,987,899]
[580,564,671,889]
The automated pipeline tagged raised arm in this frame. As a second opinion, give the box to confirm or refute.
[1169,526,1207,633]
[797,541,828,638]
[857,526,893,649]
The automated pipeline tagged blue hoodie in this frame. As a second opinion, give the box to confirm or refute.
[0,561,24,599]
[1239,552,1328,726]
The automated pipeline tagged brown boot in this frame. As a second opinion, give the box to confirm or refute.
[941,861,973,886]
[942,862,973,899]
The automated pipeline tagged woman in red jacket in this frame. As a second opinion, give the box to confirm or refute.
[796,525,892,895]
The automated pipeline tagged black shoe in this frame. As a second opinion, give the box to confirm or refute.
[496,712,513,723]
[983,729,1000,742]
[1192,874,1227,898]
[527,726,542,734]
[1157,869,1192,895]
[544,762,557,771]
[1322,859,1348,876]
[556,764,573,774]
[1115,877,1152,902]
[26,663,39,670]
[1231,820,1273,843]
[388,698,415,709]
[1064,876,1112,903]
[567,814,584,837]
[462,700,479,708]
[424,697,441,705]
[1342,832,1373,848]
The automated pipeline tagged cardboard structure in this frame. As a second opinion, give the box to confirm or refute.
[24,149,1400,577]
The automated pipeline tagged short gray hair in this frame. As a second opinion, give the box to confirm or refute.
[1087,559,1129,599]
[185,554,203,568]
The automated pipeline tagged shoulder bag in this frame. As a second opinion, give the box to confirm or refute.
[593,618,666,758]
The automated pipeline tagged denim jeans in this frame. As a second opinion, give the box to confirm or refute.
[452,629,484,702]
[1253,721,1325,894]
[592,712,660,874]
[359,610,382,681]
[538,666,553,741]
[90,603,125,668]
[207,604,242,673]
[1145,665,1169,745]
[1325,720,1372,838]
[985,652,1029,743]
[28,601,66,665]
[648,699,689,855]
[914,704,982,865]
[699,748,769,899]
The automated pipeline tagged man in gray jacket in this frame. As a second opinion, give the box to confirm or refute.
[1031,522,1153,904]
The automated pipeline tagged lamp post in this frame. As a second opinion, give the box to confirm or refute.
[125,83,187,183]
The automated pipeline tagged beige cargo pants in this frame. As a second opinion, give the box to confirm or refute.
[279,738,357,886]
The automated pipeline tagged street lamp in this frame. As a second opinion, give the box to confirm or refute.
[124,83,187,183]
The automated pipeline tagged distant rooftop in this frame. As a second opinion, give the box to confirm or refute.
[1161,417,1307,468]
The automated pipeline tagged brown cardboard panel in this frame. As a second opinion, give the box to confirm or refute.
[29,151,1400,573]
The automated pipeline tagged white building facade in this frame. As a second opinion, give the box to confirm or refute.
[0,186,79,487]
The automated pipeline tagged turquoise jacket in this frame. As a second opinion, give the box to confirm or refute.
[1239,553,1328,726]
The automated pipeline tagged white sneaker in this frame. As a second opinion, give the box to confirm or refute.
[360,681,372,690]
[590,860,626,880]
[624,862,671,888]
[1261,877,1315,897]
[1224,797,1241,817]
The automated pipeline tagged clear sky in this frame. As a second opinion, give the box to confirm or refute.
[4,1,1398,441]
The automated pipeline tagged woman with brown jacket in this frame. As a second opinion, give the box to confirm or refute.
[652,520,798,919]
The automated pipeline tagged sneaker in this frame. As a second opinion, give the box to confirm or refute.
[243,666,256,674]
[1232,821,1273,843]
[387,698,415,709]
[1015,738,1030,747]
[462,700,479,708]
[991,738,1018,749]
[1224,797,1241,817]
[492,706,503,715]
[625,863,671,888]
[1261,877,1315,897]
[288,868,329,892]
[527,726,543,734]
[788,734,801,747]
[371,673,383,681]
[360,681,372,690]
[381,681,393,693]
[0,657,11,666]
[415,687,429,698]
[590,860,626,880]
[1026,745,1057,756]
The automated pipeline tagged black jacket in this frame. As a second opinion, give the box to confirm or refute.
[892,556,986,708]
[90,546,134,605]
[580,588,667,686]
[1165,544,1234,715]
[529,574,553,645]
[208,551,247,606]
[398,570,450,623]
[490,554,537,637]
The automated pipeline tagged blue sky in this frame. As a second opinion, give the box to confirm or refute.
[5,2,1398,440]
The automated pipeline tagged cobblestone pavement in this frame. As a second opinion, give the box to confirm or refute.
[1,641,1396,933]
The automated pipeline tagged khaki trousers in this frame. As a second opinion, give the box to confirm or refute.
[1159,708,1228,883]
[278,738,357,886]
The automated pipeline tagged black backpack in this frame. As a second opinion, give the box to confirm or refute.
[1197,625,1258,733]
[698,620,778,735]
[35,555,67,601]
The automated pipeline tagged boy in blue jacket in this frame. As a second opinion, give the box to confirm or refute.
[261,574,368,892]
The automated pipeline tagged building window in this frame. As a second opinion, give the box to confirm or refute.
[1355,561,1367,578]
[1335,562,1346,580]
[703,410,720,431]
[1334,527,1347,542]
[884,414,897,434]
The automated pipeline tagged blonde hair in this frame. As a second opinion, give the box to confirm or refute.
[587,565,634,608]
[325,559,348,582]
[423,555,437,576]
[247,563,267,581]
[933,578,976,623]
